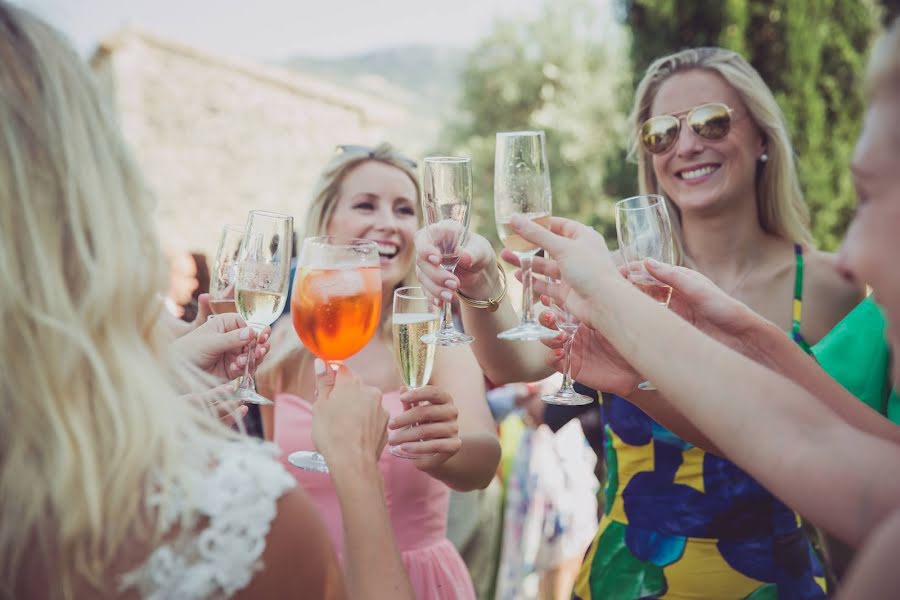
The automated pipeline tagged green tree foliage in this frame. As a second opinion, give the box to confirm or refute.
[441,0,630,242]
[620,0,880,250]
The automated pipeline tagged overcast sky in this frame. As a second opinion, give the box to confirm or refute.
[15,0,563,60]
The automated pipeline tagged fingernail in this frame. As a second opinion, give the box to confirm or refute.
[440,291,453,302]
[445,279,458,290]
[510,214,525,230]
[239,328,251,340]
[259,347,267,356]
[433,297,441,307]
[646,258,661,268]
[428,255,440,265]
[314,358,325,375]
[236,355,247,366]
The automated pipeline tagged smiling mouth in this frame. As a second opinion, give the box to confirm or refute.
[376,242,399,260]
[677,164,720,181]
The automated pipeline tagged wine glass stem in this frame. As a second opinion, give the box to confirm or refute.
[237,329,258,394]
[519,253,536,324]
[560,331,576,392]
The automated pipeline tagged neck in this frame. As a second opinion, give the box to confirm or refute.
[679,195,772,287]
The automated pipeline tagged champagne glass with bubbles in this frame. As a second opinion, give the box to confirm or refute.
[390,286,439,459]
[615,194,674,390]
[209,224,244,317]
[494,131,556,341]
[234,211,293,405]
[420,156,474,346]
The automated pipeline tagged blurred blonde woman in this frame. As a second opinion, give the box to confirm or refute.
[0,4,415,599]
[416,48,863,598]
[258,143,501,600]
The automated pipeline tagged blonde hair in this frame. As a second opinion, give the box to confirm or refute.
[0,4,229,597]
[629,47,813,263]
[259,143,420,395]
[866,17,900,97]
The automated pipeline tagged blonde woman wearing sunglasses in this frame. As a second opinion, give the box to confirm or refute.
[416,49,863,598]
[501,19,900,598]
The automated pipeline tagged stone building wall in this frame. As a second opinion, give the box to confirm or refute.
[91,30,429,260]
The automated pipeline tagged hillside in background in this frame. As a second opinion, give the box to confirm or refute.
[284,45,466,119]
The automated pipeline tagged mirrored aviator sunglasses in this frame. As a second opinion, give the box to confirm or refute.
[335,144,418,170]
[639,102,733,155]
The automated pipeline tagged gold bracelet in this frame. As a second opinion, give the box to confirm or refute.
[457,260,508,312]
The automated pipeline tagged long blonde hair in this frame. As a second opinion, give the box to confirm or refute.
[0,4,229,597]
[630,47,813,263]
[258,143,420,395]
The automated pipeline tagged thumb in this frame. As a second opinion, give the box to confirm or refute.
[194,293,212,325]
[214,326,256,353]
[314,358,337,401]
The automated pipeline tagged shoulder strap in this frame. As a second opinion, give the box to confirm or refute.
[791,243,813,354]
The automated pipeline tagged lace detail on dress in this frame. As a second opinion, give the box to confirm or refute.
[120,440,295,599]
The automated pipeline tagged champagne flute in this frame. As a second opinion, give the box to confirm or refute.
[234,211,293,405]
[494,131,556,341]
[209,224,244,316]
[390,286,439,459]
[288,236,382,473]
[615,194,674,391]
[540,278,592,405]
[420,156,474,346]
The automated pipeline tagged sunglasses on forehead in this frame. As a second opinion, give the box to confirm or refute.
[335,144,418,170]
[639,102,734,155]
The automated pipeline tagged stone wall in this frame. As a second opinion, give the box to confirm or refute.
[91,30,431,260]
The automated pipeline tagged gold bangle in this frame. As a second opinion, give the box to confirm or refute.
[457,260,508,312]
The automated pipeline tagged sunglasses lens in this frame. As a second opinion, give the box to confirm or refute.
[641,116,679,154]
[689,104,731,141]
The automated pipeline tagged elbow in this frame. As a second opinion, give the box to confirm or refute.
[447,437,502,492]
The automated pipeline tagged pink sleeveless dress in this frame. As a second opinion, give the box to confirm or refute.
[274,391,477,600]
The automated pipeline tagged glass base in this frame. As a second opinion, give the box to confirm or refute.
[497,322,557,342]
[541,389,594,406]
[421,329,474,347]
[288,451,329,473]
[235,387,273,405]
[638,380,657,391]
[389,446,434,459]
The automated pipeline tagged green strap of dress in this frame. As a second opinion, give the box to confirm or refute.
[791,243,814,355]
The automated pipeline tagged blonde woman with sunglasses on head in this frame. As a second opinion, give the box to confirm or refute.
[256,144,500,600]
[416,49,863,598]
[0,4,420,599]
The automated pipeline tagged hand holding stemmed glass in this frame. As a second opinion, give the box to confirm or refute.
[615,194,675,390]
[234,211,293,405]
[538,275,593,405]
[494,130,556,341]
[420,156,475,346]
[288,236,382,473]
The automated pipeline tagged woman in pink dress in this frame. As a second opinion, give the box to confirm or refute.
[258,144,501,599]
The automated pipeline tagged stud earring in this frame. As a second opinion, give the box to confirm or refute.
[759,153,769,163]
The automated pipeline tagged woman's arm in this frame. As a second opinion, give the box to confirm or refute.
[398,345,501,491]
[511,215,900,547]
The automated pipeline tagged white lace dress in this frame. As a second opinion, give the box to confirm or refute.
[119,439,295,599]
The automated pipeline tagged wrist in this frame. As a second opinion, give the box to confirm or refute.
[460,264,503,300]
[329,454,384,490]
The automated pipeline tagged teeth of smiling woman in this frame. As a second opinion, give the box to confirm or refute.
[377,243,398,257]
[681,165,717,180]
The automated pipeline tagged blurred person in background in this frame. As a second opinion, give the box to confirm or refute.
[257,143,501,600]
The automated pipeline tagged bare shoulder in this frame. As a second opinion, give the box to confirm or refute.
[800,249,866,343]
[234,487,346,600]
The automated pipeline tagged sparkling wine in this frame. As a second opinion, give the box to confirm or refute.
[497,212,551,254]
[235,289,286,326]
[392,313,439,389]
[630,275,673,306]
[209,298,237,315]
[291,266,382,362]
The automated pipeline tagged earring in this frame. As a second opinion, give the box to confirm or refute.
[759,153,769,163]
